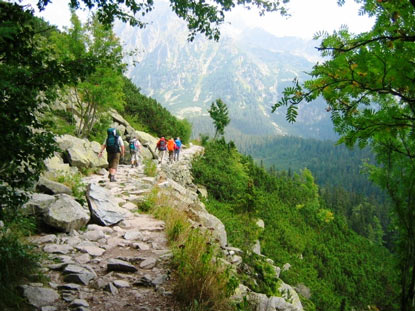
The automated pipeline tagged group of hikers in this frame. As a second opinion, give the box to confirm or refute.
[155,136,182,164]
[98,128,182,182]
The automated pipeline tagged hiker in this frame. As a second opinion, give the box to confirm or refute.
[98,128,125,182]
[167,137,176,164]
[174,137,182,161]
[156,137,167,164]
[129,136,142,168]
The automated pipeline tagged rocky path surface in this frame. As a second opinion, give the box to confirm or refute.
[25,146,204,311]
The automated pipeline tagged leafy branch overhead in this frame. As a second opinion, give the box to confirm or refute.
[35,0,289,41]
[273,1,415,310]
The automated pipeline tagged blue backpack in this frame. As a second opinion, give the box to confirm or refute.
[106,128,120,153]
[129,139,137,153]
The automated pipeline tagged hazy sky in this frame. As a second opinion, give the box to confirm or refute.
[23,0,373,40]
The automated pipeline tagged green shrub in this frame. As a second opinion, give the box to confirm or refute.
[53,172,86,205]
[0,227,41,309]
[143,158,157,177]
[152,205,236,310]
[171,228,235,310]
[42,109,77,136]
[137,188,160,212]
[88,114,112,144]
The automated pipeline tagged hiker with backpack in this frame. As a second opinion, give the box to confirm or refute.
[174,137,182,162]
[129,136,142,168]
[167,137,176,164]
[156,137,167,164]
[98,128,125,182]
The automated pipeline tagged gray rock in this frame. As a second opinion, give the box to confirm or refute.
[107,258,138,272]
[295,283,311,299]
[36,176,72,195]
[41,306,58,311]
[86,183,126,226]
[139,257,157,269]
[56,134,107,169]
[44,154,72,177]
[134,274,154,287]
[283,263,291,272]
[43,244,73,254]
[123,230,143,241]
[44,194,90,232]
[30,234,57,244]
[57,283,81,291]
[63,265,97,285]
[279,282,303,310]
[70,299,90,307]
[75,244,105,257]
[133,242,150,250]
[152,274,168,286]
[75,253,91,264]
[105,282,119,295]
[20,285,59,308]
[82,229,105,241]
[252,239,261,255]
[113,280,130,288]
[23,193,56,216]
[256,218,265,229]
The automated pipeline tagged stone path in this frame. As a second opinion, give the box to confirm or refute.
[25,146,204,311]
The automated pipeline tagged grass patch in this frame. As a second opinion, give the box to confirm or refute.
[143,158,157,177]
[152,204,237,310]
[52,172,86,205]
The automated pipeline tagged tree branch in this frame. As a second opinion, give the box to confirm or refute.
[319,35,415,53]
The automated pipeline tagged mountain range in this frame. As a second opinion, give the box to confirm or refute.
[115,3,337,140]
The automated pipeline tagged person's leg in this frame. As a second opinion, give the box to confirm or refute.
[158,149,162,163]
[108,153,120,182]
[131,153,137,167]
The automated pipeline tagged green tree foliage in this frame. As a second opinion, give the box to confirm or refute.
[123,77,191,143]
[51,13,126,138]
[239,135,394,246]
[35,0,288,41]
[192,140,399,310]
[208,99,230,139]
[273,1,415,309]
[0,2,96,219]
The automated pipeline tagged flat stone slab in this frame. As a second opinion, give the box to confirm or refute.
[20,285,59,308]
[139,257,157,269]
[75,245,105,257]
[43,244,73,254]
[107,258,138,272]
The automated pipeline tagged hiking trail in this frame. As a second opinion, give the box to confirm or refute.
[26,145,203,311]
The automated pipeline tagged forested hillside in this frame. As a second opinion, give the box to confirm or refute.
[239,136,393,248]
[192,139,399,311]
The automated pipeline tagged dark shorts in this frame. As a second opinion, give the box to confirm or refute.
[107,152,120,170]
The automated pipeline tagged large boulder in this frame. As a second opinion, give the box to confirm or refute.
[22,193,57,216]
[44,194,90,232]
[20,285,59,308]
[278,281,303,310]
[86,183,126,226]
[44,154,73,178]
[233,284,303,311]
[55,135,107,169]
[36,176,72,195]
